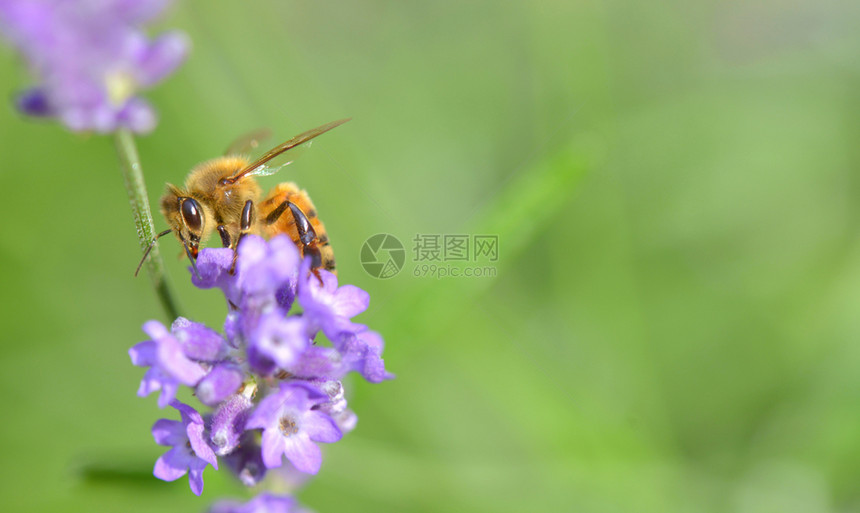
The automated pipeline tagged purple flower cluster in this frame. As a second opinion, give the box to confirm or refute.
[0,0,188,133]
[130,235,392,509]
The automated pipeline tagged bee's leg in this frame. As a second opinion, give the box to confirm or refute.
[217,225,232,248]
[287,202,324,284]
[304,245,325,285]
[263,199,316,244]
[287,202,317,246]
[230,200,255,274]
[263,200,289,226]
[264,199,324,283]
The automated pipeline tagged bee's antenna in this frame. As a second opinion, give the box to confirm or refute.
[135,229,172,277]
[184,242,201,280]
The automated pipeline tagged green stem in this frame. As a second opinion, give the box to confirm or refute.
[114,129,181,320]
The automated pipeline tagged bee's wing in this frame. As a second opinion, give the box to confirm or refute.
[241,140,310,178]
[223,119,350,183]
[224,128,272,156]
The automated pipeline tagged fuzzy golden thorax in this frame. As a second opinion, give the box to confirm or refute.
[160,157,263,256]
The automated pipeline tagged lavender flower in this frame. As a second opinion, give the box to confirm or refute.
[192,235,299,308]
[196,362,244,407]
[311,379,358,435]
[130,317,231,407]
[152,400,218,496]
[222,435,267,487]
[209,391,254,456]
[173,317,228,362]
[338,326,395,384]
[0,0,188,133]
[235,235,300,300]
[246,382,342,474]
[249,314,310,372]
[130,319,208,407]
[131,235,392,505]
[287,345,346,381]
[297,261,369,341]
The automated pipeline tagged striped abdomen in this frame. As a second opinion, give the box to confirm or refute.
[259,182,336,273]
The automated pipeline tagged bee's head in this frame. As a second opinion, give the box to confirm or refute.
[160,184,209,266]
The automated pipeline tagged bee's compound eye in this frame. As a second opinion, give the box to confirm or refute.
[181,198,203,232]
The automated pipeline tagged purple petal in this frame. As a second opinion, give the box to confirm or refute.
[151,402,218,494]
[223,310,242,348]
[282,434,322,474]
[136,370,159,397]
[332,285,370,318]
[238,235,268,263]
[129,340,156,366]
[289,345,345,380]
[261,429,285,468]
[89,102,119,133]
[15,87,53,116]
[303,411,342,444]
[361,355,394,383]
[282,381,329,408]
[357,328,385,352]
[151,418,185,446]
[188,465,205,496]
[196,363,244,407]
[142,320,170,340]
[156,334,206,386]
[236,235,300,297]
[193,248,235,284]
[251,315,309,370]
[276,284,296,312]
[156,380,179,409]
[172,400,205,425]
[182,420,217,467]
[339,328,394,383]
[246,393,282,431]
[172,317,227,362]
[247,343,278,376]
[137,366,168,397]
[235,236,270,291]
[133,31,189,86]
[193,248,241,304]
[298,267,371,341]
[303,267,339,298]
[154,447,189,482]
[118,96,156,133]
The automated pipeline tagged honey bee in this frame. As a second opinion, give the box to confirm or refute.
[136,119,348,278]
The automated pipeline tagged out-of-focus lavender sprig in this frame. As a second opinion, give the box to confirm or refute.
[0,0,188,319]
[131,235,393,505]
[0,0,188,133]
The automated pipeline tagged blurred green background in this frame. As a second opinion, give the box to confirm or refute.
[2,0,860,511]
